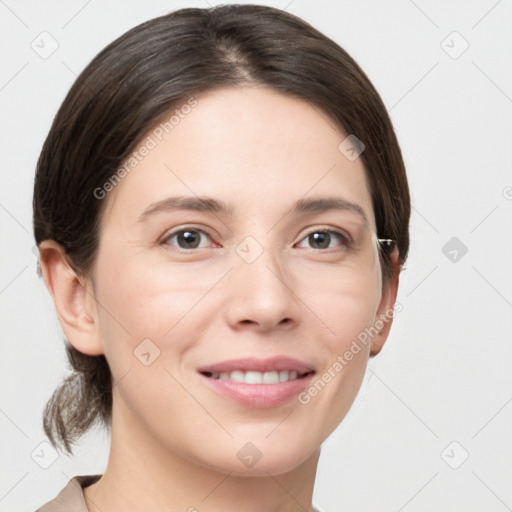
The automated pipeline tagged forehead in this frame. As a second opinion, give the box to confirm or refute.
[100,86,375,231]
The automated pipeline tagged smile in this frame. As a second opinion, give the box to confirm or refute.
[201,370,311,384]
[197,356,316,408]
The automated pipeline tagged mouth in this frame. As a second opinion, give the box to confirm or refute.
[197,356,316,408]
[200,369,313,384]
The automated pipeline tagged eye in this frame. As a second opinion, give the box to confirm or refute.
[295,229,351,250]
[162,228,213,250]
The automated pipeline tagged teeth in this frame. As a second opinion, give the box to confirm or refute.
[245,371,263,384]
[211,370,303,384]
[230,370,245,383]
[262,371,279,384]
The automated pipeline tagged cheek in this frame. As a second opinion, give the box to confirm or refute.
[91,256,206,431]
[308,267,382,349]
[294,269,381,427]
[92,252,226,376]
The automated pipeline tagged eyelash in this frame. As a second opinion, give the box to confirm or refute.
[161,227,353,252]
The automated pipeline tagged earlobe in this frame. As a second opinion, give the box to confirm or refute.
[370,248,401,356]
[38,240,104,356]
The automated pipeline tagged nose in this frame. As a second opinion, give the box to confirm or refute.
[223,242,300,333]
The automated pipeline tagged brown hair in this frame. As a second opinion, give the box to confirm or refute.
[33,4,410,454]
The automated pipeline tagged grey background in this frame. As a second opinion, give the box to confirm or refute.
[1,1,511,511]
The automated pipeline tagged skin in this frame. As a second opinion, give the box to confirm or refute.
[40,86,400,512]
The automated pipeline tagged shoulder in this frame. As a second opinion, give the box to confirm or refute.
[35,476,325,512]
[35,475,102,512]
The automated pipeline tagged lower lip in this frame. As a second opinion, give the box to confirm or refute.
[199,373,315,408]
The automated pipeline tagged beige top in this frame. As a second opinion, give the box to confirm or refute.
[35,475,324,511]
[35,475,101,511]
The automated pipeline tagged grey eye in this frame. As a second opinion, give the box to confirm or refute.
[297,230,350,250]
[308,232,330,249]
[165,229,211,250]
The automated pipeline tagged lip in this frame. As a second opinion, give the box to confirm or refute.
[197,356,314,374]
[197,356,315,408]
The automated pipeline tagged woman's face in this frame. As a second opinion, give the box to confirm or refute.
[87,86,396,475]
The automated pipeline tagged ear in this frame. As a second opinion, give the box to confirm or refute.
[370,248,401,356]
[38,240,104,356]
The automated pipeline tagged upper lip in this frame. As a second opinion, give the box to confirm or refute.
[198,356,315,375]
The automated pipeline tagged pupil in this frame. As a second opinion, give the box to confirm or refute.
[310,232,330,249]
[178,231,199,248]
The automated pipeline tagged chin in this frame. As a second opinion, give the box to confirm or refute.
[190,432,320,477]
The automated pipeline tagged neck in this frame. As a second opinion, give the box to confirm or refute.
[84,399,320,512]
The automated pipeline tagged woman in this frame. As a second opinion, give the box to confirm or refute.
[34,4,410,511]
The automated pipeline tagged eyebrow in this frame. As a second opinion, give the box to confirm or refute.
[138,196,234,222]
[293,197,369,229]
[137,195,370,228]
